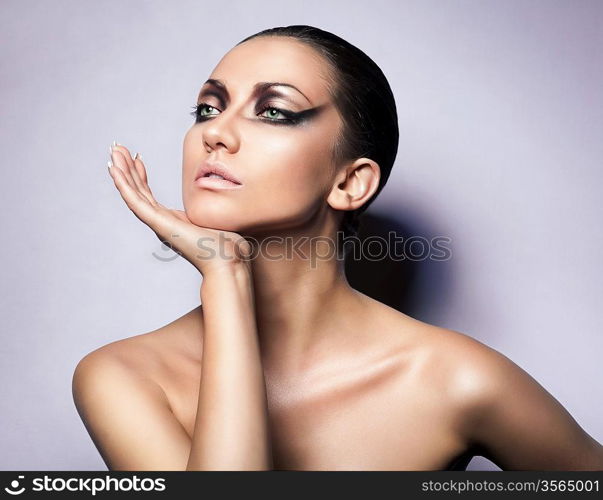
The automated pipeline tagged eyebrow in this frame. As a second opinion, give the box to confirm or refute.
[198,78,313,105]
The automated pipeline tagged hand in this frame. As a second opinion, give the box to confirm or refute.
[106,143,252,276]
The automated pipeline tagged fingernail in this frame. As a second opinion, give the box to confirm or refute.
[133,152,138,160]
[109,145,113,154]
[107,160,113,168]
[112,140,117,147]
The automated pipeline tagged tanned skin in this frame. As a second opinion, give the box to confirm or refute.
[72,37,603,471]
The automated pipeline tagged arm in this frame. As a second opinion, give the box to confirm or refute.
[72,263,273,471]
[98,144,272,469]
[187,263,273,470]
[457,343,603,470]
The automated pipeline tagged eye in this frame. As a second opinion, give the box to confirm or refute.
[258,106,290,122]
[190,103,219,121]
[189,102,297,125]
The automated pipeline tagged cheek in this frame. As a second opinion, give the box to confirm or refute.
[255,129,332,195]
[239,132,333,230]
[180,124,335,232]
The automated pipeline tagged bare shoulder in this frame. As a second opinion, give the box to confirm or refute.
[399,318,603,469]
[75,305,204,375]
[361,294,504,382]
[368,302,514,421]
[395,316,526,406]
[71,305,203,470]
[413,323,552,413]
[72,304,204,414]
[72,339,169,414]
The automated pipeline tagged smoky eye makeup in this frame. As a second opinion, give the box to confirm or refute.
[189,100,323,127]
[197,88,226,108]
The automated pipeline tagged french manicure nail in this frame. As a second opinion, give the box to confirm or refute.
[107,160,113,168]
[112,140,117,147]
[133,152,138,160]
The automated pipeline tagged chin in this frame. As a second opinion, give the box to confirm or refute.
[185,208,243,232]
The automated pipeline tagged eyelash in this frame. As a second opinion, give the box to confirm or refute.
[189,102,297,126]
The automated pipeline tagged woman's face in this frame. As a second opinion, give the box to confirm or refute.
[182,36,344,236]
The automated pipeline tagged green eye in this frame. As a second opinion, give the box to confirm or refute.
[190,102,298,126]
[198,104,219,118]
[259,107,286,120]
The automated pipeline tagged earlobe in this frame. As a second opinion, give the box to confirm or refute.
[327,158,380,212]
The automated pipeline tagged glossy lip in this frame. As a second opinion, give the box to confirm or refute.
[195,176,243,190]
[195,159,242,185]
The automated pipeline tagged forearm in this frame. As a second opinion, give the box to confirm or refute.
[186,263,273,470]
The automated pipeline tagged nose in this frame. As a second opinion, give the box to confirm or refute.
[202,109,240,154]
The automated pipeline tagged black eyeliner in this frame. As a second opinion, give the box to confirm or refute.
[273,105,322,125]
[190,103,324,126]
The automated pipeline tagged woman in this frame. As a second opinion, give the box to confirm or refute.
[72,25,603,471]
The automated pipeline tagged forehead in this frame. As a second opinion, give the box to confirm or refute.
[207,37,333,103]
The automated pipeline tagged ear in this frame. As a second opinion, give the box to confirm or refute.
[326,157,381,212]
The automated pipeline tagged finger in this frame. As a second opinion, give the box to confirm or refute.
[110,149,138,192]
[111,142,134,161]
[132,152,148,183]
[112,145,157,205]
[108,161,193,260]
[132,153,158,203]
[108,161,157,226]
[111,145,153,202]
[109,144,137,183]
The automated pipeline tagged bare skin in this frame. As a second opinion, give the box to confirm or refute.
[74,299,603,471]
[72,36,603,471]
[78,300,473,471]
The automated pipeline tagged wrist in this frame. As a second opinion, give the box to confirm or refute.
[200,261,253,296]
[204,259,252,279]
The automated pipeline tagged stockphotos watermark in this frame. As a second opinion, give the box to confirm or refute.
[152,230,452,268]
[3,474,166,496]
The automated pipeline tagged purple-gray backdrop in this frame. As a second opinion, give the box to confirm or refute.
[1,0,601,471]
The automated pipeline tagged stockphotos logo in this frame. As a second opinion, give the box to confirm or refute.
[3,474,166,496]
[4,475,25,495]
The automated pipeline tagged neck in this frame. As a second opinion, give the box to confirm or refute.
[244,222,364,375]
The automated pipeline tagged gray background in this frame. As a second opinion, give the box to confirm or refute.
[1,0,601,471]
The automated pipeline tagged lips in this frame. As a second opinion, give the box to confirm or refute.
[195,160,242,185]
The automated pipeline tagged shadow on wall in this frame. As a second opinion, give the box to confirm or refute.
[343,209,501,471]
[343,209,452,321]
